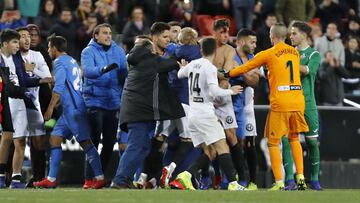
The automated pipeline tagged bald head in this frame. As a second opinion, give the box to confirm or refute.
[270,23,287,43]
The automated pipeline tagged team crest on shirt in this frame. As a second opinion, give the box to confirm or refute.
[226,116,234,124]
[246,124,254,132]
[300,53,306,59]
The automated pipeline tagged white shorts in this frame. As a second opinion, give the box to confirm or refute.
[243,87,257,137]
[12,109,29,138]
[214,96,238,129]
[155,104,190,139]
[26,108,46,136]
[189,116,226,147]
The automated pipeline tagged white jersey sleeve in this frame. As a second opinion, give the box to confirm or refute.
[32,51,51,78]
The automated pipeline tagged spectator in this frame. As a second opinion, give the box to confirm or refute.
[34,0,59,43]
[77,13,98,52]
[344,35,360,91]
[75,0,93,25]
[193,0,232,16]
[318,51,350,106]
[122,6,150,52]
[316,0,344,31]
[48,7,79,60]
[254,0,276,21]
[346,16,360,37]
[0,9,26,30]
[275,0,316,26]
[81,23,128,189]
[314,22,345,66]
[94,0,116,26]
[231,0,255,30]
[255,13,277,53]
[169,0,193,27]
[308,21,323,46]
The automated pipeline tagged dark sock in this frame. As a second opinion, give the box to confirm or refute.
[212,159,220,177]
[0,163,6,175]
[245,140,257,183]
[30,142,46,181]
[230,143,246,181]
[217,153,237,182]
[172,141,193,166]
[188,153,210,177]
[142,139,164,178]
[200,161,210,178]
[12,175,21,181]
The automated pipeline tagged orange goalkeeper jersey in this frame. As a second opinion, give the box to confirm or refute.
[229,41,305,112]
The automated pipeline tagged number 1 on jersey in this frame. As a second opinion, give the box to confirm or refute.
[286,60,294,83]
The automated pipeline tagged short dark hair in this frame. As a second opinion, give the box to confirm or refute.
[150,22,171,36]
[200,37,217,56]
[93,23,111,38]
[291,21,312,37]
[168,21,181,27]
[136,34,152,41]
[15,27,29,33]
[61,7,72,13]
[236,28,256,39]
[213,18,230,31]
[267,13,276,18]
[47,35,67,52]
[0,29,20,46]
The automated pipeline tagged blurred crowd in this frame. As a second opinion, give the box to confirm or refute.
[1,0,360,105]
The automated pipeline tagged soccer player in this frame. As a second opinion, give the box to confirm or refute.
[17,27,52,186]
[212,18,247,187]
[33,36,106,189]
[169,37,246,191]
[232,28,260,190]
[286,21,322,190]
[224,23,309,190]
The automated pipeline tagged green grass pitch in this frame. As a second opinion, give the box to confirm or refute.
[1,189,360,203]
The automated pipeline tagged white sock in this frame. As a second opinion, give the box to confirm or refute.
[95,175,104,180]
[47,176,56,182]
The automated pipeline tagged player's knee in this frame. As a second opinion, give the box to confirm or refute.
[225,130,238,146]
[288,134,299,143]
[306,137,318,147]
[13,138,26,151]
[155,134,165,142]
[0,133,13,146]
[49,135,63,147]
[267,137,281,147]
[203,147,216,160]
[32,136,46,150]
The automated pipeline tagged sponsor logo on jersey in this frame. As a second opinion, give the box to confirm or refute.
[300,53,306,59]
[226,116,234,124]
[246,123,254,132]
[193,97,204,103]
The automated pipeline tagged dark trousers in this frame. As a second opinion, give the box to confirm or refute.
[84,108,119,179]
